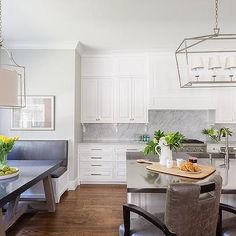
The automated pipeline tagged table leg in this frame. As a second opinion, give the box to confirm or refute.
[43,175,56,212]
[0,209,6,236]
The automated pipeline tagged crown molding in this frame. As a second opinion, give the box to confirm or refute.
[5,41,79,50]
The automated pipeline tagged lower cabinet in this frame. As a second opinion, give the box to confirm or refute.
[78,144,144,184]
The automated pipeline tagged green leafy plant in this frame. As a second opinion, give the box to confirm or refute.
[202,127,232,142]
[143,130,184,156]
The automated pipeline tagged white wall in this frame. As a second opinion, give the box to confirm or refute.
[0,49,80,188]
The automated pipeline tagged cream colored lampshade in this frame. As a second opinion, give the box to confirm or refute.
[225,56,236,69]
[0,69,18,107]
[208,56,222,70]
[191,57,204,70]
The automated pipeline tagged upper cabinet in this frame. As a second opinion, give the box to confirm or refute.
[148,53,216,110]
[116,77,148,123]
[115,54,148,123]
[81,56,114,77]
[81,78,115,123]
[81,53,148,124]
[215,89,236,123]
[115,55,147,77]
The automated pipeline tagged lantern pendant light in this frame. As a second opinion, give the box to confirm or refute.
[0,0,26,108]
[176,0,236,88]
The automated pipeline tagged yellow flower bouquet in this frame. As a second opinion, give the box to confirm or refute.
[0,135,19,170]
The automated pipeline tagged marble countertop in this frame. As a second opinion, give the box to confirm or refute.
[79,140,207,146]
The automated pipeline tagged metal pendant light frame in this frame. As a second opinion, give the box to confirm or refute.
[176,0,236,88]
[0,0,26,108]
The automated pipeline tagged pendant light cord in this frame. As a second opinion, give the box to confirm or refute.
[214,0,220,35]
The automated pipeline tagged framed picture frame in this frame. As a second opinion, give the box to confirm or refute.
[11,95,55,131]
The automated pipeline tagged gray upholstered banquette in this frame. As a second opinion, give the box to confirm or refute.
[8,140,68,178]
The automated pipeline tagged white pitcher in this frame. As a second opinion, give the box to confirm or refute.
[155,142,173,166]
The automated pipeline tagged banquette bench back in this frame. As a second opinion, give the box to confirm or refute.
[8,140,68,178]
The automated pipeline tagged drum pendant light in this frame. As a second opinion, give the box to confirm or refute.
[176,0,236,88]
[0,0,26,108]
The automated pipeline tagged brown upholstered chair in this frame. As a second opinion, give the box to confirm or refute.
[219,203,236,236]
[119,175,222,236]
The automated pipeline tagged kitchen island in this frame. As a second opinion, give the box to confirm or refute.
[127,152,236,214]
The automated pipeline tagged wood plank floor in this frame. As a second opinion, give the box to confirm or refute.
[7,185,127,236]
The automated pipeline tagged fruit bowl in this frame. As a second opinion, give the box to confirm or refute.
[0,167,19,180]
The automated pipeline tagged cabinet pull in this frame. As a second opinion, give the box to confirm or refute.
[91,164,102,167]
[91,157,102,159]
[126,149,138,151]
[91,173,102,176]
[91,149,102,151]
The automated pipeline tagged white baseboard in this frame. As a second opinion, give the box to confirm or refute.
[68,178,79,190]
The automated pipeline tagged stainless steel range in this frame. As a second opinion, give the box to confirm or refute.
[179,139,207,153]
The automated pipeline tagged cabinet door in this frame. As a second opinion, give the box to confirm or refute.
[116,55,146,77]
[116,78,132,122]
[98,79,114,122]
[81,56,113,77]
[81,79,98,122]
[215,90,234,123]
[132,78,148,123]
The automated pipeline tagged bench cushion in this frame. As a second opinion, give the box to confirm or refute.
[8,140,68,178]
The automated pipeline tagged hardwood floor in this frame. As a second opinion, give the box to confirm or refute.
[7,185,127,236]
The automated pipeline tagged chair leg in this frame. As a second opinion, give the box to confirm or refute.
[216,210,222,236]
[123,205,131,236]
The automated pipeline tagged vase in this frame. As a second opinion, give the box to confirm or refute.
[0,153,8,169]
[155,145,173,166]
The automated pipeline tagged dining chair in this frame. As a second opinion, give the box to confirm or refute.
[119,175,222,236]
[218,203,236,236]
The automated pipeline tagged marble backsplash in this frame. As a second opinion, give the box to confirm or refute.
[82,110,212,141]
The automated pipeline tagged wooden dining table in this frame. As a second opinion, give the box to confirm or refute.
[0,160,62,236]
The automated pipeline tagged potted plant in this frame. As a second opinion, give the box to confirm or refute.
[202,127,232,142]
[143,130,184,165]
[0,135,19,170]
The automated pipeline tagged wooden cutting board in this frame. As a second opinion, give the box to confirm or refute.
[146,162,216,179]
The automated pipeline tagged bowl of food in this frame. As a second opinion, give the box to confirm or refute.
[0,166,19,180]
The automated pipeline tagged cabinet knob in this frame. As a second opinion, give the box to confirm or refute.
[130,118,134,121]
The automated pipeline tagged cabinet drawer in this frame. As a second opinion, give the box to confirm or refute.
[80,168,113,181]
[80,153,114,162]
[80,161,113,171]
[79,146,114,153]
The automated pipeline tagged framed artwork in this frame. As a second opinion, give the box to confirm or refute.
[11,95,55,131]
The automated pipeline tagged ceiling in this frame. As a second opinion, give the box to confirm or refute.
[3,0,236,50]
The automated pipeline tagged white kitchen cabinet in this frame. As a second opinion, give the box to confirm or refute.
[115,55,147,77]
[78,143,144,184]
[81,79,114,123]
[114,145,144,182]
[116,78,132,122]
[116,77,148,123]
[148,52,215,110]
[81,55,114,77]
[81,53,148,123]
[81,79,98,122]
[215,89,236,123]
[79,145,115,182]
